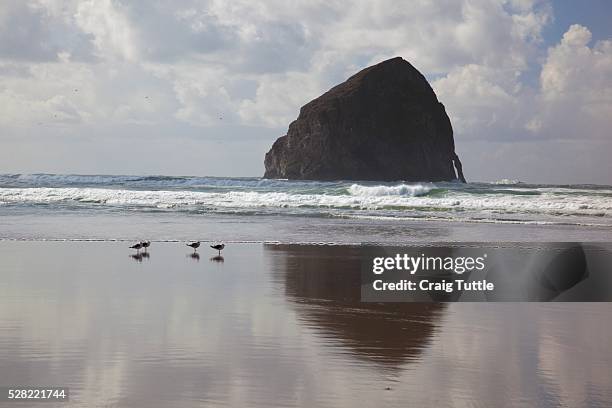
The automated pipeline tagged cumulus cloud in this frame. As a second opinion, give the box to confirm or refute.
[433,64,527,138]
[0,0,610,181]
[531,24,612,139]
[435,23,612,146]
[74,0,139,61]
[0,0,559,128]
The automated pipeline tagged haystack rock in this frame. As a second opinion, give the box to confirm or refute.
[263,57,466,182]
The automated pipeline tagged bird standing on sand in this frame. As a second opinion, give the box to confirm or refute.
[130,242,143,252]
[187,241,201,252]
[141,240,151,252]
[211,243,225,255]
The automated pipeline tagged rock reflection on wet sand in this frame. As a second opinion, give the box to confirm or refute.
[265,244,445,370]
[0,241,610,408]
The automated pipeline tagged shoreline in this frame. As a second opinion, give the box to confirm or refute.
[1,212,611,244]
[2,238,611,249]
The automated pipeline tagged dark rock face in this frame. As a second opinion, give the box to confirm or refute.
[264,57,466,182]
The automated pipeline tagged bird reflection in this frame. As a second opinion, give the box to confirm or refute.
[187,252,200,261]
[210,255,224,263]
[141,252,150,260]
[130,253,143,262]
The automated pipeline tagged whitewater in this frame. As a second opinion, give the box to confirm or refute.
[0,174,611,242]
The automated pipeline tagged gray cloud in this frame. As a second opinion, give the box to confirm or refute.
[0,0,610,183]
[0,0,95,62]
[0,1,60,61]
[123,2,236,61]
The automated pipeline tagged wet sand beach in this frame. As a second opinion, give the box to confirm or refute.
[0,241,611,407]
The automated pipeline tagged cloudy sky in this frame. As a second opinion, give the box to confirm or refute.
[0,0,611,184]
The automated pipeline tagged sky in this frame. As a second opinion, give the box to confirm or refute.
[0,0,611,184]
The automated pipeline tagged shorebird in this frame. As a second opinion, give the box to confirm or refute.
[210,243,225,255]
[187,241,201,252]
[141,240,151,252]
[130,242,143,252]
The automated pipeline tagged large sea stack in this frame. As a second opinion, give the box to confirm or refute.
[264,57,466,182]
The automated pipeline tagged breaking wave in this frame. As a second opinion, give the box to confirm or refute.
[1,174,611,227]
[347,183,434,197]
[492,179,522,185]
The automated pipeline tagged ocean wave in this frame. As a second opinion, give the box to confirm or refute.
[2,174,612,229]
[492,179,522,185]
[348,183,434,197]
[3,174,612,195]
[3,173,142,185]
[0,173,351,194]
[1,187,610,219]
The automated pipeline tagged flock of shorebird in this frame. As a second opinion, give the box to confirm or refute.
[128,240,225,261]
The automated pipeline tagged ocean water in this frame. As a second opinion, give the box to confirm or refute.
[0,173,611,242]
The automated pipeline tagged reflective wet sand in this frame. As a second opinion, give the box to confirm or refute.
[0,242,610,407]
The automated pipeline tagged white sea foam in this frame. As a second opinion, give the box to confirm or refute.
[492,179,522,185]
[348,183,433,197]
[1,187,610,221]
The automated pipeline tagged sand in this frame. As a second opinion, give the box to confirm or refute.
[0,241,611,407]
